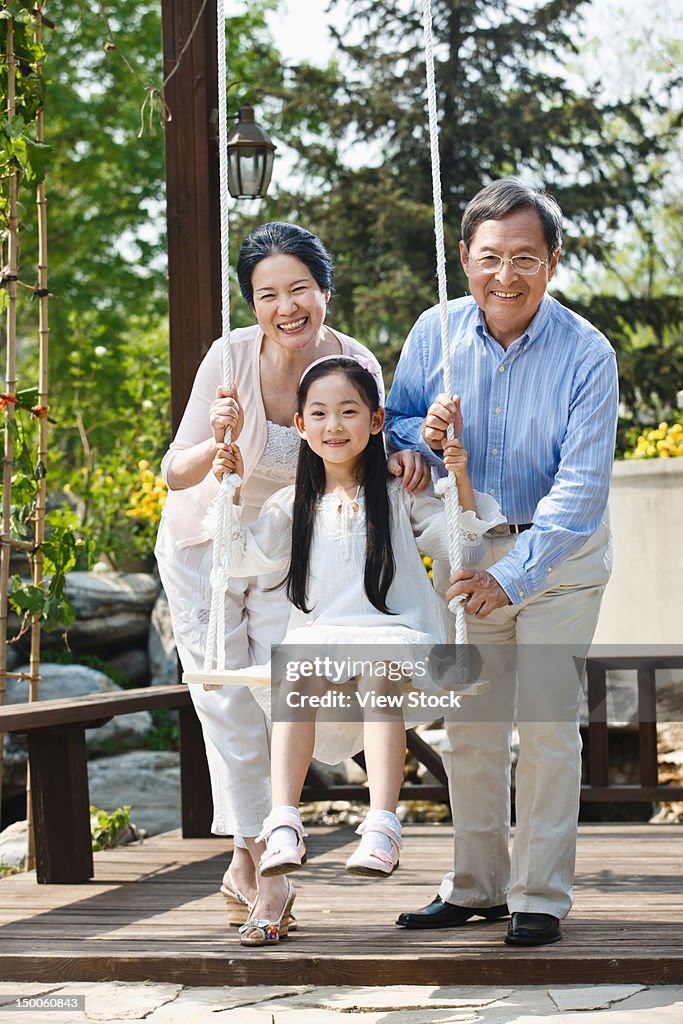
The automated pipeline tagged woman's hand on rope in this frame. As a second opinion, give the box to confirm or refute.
[447,569,510,618]
[387,449,432,492]
[212,442,244,489]
[210,384,244,443]
[422,393,463,450]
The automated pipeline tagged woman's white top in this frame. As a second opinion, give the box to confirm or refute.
[241,421,301,519]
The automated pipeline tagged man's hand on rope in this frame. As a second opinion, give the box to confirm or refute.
[210,384,244,443]
[422,393,464,450]
[447,569,510,618]
[387,449,432,492]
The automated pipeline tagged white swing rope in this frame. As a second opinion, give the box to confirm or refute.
[421,0,468,652]
[201,0,241,677]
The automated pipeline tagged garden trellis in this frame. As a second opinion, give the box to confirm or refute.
[184,0,470,689]
[0,2,52,870]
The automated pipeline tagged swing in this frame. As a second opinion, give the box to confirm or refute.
[183,0,471,689]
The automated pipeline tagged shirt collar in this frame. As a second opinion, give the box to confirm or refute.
[474,292,552,350]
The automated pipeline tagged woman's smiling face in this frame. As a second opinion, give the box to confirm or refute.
[251,253,330,351]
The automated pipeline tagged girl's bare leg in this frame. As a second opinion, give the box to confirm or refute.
[356,671,406,811]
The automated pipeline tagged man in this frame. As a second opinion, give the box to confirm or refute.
[385,177,618,946]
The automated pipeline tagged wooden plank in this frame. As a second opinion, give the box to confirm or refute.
[0,685,191,732]
[0,825,681,985]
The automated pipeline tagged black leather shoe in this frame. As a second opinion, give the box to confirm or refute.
[505,912,562,946]
[396,895,509,929]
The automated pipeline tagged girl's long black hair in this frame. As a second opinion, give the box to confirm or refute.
[285,358,396,615]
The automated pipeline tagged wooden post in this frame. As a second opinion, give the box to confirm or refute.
[161,0,222,434]
[178,703,213,837]
[28,727,93,884]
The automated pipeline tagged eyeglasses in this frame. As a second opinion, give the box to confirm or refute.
[467,253,549,276]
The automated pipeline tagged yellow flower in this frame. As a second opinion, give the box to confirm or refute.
[138,460,150,471]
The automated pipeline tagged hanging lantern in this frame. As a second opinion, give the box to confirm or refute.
[226,104,276,199]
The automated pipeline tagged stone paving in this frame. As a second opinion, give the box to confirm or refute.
[0,982,681,1023]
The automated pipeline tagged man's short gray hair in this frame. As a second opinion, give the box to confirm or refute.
[461,177,563,254]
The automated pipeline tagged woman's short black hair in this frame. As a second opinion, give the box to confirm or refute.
[461,177,563,254]
[236,222,334,308]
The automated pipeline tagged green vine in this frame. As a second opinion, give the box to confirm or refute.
[1,5,87,639]
[2,398,93,635]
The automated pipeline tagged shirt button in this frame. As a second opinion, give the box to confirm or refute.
[495,407,501,414]
[491,448,498,455]
[489,488,495,495]
[547,566,553,573]
[498,365,505,373]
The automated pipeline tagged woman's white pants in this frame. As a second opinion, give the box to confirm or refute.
[155,521,290,837]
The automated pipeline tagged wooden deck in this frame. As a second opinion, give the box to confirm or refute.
[0,824,681,986]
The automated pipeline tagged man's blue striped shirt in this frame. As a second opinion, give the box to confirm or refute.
[385,293,619,603]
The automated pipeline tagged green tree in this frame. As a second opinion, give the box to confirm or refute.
[2,1,288,560]
[240,0,680,386]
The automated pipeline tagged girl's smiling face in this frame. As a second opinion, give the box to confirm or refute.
[294,372,384,472]
[251,253,330,351]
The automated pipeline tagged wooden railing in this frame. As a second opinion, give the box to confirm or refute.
[1,649,681,883]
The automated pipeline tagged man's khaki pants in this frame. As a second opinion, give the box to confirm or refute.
[437,520,612,919]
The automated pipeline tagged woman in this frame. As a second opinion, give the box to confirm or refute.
[155,222,428,932]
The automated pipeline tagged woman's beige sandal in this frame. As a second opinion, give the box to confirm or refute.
[238,879,296,947]
[220,871,253,926]
[257,807,308,877]
[220,869,299,931]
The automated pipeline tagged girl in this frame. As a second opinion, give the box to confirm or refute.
[212,356,504,945]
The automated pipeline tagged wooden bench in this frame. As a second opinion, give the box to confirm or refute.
[0,685,212,884]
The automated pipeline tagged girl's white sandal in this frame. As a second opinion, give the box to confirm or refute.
[345,818,402,877]
[257,807,308,877]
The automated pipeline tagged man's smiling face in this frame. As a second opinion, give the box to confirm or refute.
[459,207,560,348]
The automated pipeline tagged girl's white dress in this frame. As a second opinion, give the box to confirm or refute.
[211,477,505,762]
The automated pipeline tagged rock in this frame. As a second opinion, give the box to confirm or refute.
[107,648,151,688]
[88,750,181,836]
[148,590,179,687]
[548,984,646,1011]
[41,570,161,653]
[0,820,28,867]
[5,663,152,756]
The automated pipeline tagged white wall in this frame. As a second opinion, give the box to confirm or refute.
[593,459,683,644]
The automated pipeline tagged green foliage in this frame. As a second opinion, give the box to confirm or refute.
[143,709,179,752]
[40,647,129,688]
[5,1,292,567]
[234,0,681,416]
[54,324,170,566]
[90,804,131,851]
[2,400,91,635]
[0,2,47,209]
